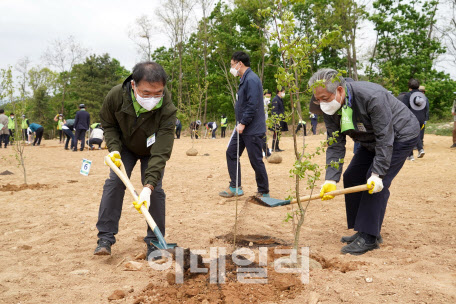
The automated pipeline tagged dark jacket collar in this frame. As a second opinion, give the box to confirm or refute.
[239,68,252,86]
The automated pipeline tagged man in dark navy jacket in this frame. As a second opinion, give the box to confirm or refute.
[73,104,91,151]
[219,51,269,198]
[311,68,420,255]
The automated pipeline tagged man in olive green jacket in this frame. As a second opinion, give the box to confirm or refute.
[94,62,177,258]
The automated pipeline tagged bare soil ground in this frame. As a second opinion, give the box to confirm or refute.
[0,132,455,303]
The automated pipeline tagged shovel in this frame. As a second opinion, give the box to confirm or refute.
[252,184,372,207]
[104,156,177,250]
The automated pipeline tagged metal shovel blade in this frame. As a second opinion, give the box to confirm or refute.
[251,196,291,207]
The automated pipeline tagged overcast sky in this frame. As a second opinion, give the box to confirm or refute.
[0,0,169,73]
[1,0,454,80]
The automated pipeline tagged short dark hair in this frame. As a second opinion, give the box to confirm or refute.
[0,109,4,114]
[276,88,285,94]
[10,113,14,116]
[132,61,167,86]
[231,51,250,67]
[408,78,420,90]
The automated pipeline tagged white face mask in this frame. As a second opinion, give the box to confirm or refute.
[264,97,270,103]
[281,92,286,98]
[320,92,341,115]
[59,117,62,120]
[230,62,240,77]
[133,83,162,111]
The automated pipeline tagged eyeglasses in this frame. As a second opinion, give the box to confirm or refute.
[135,87,164,99]
[313,94,335,105]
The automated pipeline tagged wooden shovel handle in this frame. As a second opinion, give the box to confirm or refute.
[104,156,158,231]
[290,184,371,205]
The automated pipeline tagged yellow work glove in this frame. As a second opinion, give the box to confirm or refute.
[367,173,383,194]
[320,180,337,200]
[105,151,121,167]
[132,187,152,214]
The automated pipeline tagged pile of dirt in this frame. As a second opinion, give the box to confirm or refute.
[133,251,305,304]
[186,148,198,156]
[215,233,289,248]
[310,254,367,273]
[267,153,282,164]
[0,183,51,192]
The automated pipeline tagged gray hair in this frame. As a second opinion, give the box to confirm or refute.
[308,68,346,94]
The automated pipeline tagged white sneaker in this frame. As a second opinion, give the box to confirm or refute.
[417,149,425,158]
[407,155,415,161]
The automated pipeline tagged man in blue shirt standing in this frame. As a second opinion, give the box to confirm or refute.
[219,51,269,198]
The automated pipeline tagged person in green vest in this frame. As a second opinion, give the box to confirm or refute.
[21,114,30,143]
[220,114,227,138]
[296,119,307,136]
[54,114,66,143]
[7,113,16,144]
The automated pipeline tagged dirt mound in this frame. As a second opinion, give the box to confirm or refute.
[0,183,51,192]
[134,252,305,304]
[267,153,282,163]
[310,254,367,273]
[186,148,198,156]
[215,233,289,248]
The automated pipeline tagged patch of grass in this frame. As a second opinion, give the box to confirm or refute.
[425,122,454,137]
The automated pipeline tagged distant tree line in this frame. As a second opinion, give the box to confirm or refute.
[1,0,456,138]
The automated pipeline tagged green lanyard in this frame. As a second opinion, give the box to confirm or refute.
[340,85,354,132]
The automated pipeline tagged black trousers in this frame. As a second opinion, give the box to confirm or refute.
[63,129,75,149]
[22,129,27,141]
[9,129,14,143]
[410,128,424,156]
[58,129,63,142]
[87,138,103,148]
[420,126,425,146]
[221,127,226,138]
[33,127,44,146]
[343,136,418,237]
[311,120,317,134]
[0,134,9,147]
[226,132,269,193]
[74,129,87,150]
[96,147,166,245]
[211,127,217,138]
[175,125,181,139]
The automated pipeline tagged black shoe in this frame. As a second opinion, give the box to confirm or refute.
[65,148,69,150]
[274,148,284,152]
[451,144,456,148]
[80,148,84,151]
[146,242,163,261]
[341,235,379,255]
[341,232,383,244]
[73,149,77,152]
[94,239,112,255]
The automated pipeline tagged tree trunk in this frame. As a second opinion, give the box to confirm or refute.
[350,27,358,81]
